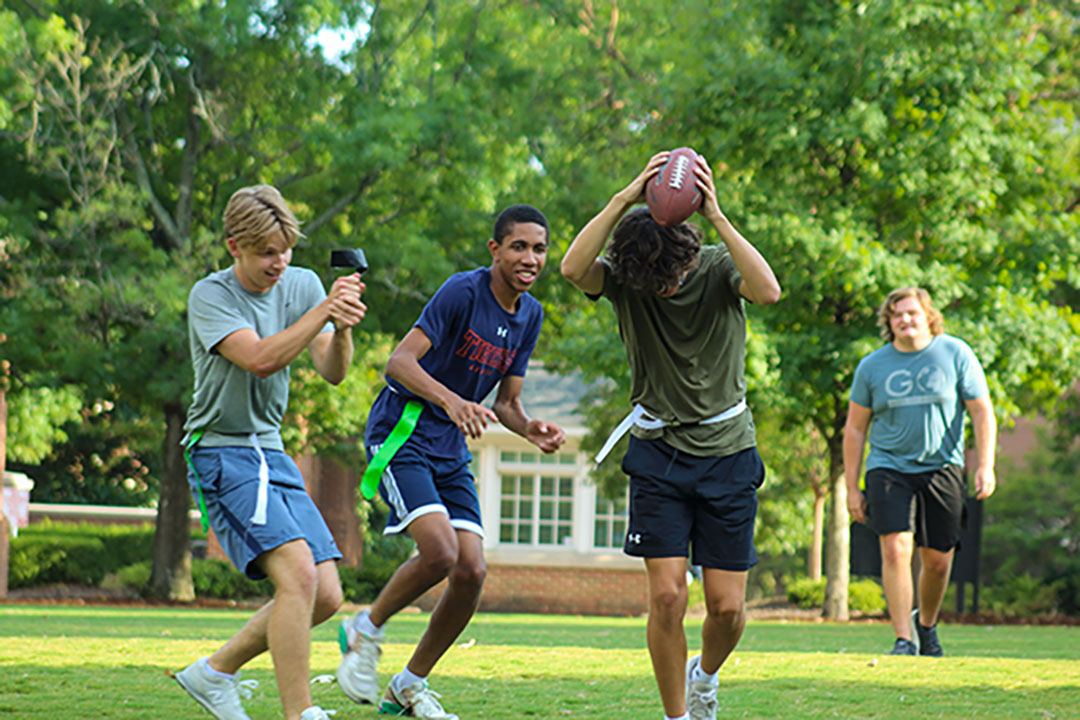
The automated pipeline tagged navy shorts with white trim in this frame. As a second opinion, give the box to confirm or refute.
[370,442,483,538]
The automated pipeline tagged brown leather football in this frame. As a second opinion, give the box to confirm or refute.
[646,147,703,226]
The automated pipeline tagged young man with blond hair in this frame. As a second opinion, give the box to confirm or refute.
[174,184,366,720]
[844,287,997,656]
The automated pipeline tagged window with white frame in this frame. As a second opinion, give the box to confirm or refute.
[497,450,576,546]
[593,491,629,549]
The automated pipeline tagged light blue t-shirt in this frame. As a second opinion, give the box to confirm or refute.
[183,265,333,451]
[850,334,988,473]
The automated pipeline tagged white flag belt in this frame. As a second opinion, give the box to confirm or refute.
[248,433,270,526]
[593,399,748,466]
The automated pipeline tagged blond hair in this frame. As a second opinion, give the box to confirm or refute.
[223,185,303,249]
[877,287,945,342]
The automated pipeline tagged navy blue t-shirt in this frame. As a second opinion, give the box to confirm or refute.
[366,267,543,459]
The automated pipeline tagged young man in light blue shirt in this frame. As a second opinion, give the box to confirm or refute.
[844,287,997,656]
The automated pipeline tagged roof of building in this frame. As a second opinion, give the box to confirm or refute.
[482,361,590,430]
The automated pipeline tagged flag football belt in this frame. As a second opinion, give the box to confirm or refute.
[593,398,748,466]
[184,430,272,532]
[360,399,424,500]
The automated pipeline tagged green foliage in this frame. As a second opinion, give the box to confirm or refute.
[339,531,415,603]
[848,577,887,615]
[786,576,826,609]
[191,559,274,600]
[786,575,884,614]
[984,573,1066,618]
[4,383,82,463]
[8,534,108,588]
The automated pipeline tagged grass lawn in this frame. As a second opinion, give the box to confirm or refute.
[1,603,1078,719]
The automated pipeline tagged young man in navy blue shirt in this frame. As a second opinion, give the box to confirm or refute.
[337,205,566,720]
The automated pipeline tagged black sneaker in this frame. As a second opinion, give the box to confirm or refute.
[889,638,918,655]
[912,609,944,657]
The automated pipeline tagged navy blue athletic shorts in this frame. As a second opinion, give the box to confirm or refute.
[864,465,966,552]
[621,436,765,571]
[369,442,483,539]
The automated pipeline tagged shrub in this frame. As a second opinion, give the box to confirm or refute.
[849,577,886,614]
[8,535,108,588]
[191,559,273,600]
[786,576,826,608]
[984,573,1064,617]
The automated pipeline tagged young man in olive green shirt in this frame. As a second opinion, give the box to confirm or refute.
[561,151,780,720]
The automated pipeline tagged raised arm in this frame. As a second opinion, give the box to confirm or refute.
[492,374,566,453]
[965,394,997,500]
[694,156,781,305]
[216,274,365,384]
[561,152,670,295]
[843,400,873,523]
[385,327,498,439]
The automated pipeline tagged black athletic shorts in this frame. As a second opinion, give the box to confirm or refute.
[621,436,765,571]
[864,465,967,552]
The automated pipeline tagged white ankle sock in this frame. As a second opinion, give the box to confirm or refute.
[666,714,690,720]
[353,610,382,638]
[393,667,426,692]
[203,660,235,680]
[691,662,718,685]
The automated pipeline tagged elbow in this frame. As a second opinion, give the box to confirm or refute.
[250,362,279,380]
[560,259,585,286]
[755,282,782,306]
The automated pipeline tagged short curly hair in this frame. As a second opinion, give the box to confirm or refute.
[223,185,303,250]
[606,207,703,294]
[877,287,945,342]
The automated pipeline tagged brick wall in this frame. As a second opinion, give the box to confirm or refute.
[416,563,649,616]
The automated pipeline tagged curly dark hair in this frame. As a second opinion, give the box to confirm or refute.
[606,207,703,294]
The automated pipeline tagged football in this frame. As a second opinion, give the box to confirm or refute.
[645,147,703,226]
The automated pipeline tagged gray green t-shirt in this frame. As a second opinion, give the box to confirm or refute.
[850,334,989,473]
[596,244,756,457]
[182,265,332,451]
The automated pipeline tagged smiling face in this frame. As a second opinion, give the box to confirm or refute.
[488,221,548,307]
[888,296,933,350]
[229,228,293,293]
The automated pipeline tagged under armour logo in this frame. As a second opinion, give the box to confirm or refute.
[627,533,642,544]
[496,326,508,338]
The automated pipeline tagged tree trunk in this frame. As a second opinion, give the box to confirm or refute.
[1,358,8,599]
[808,487,826,582]
[823,435,849,620]
[149,402,194,600]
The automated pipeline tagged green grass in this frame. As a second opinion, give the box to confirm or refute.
[1,604,1078,719]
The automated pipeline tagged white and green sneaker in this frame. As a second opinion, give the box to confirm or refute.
[685,655,718,720]
[337,615,383,704]
[174,657,257,720]
[378,677,459,719]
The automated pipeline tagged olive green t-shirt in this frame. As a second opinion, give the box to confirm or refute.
[596,245,756,457]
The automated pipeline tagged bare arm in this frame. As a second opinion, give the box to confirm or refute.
[694,156,781,305]
[561,152,670,295]
[843,400,873,523]
[385,327,498,439]
[965,394,997,500]
[492,375,566,453]
[216,274,366,382]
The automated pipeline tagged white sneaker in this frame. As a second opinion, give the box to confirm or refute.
[299,707,333,720]
[380,677,460,719]
[685,655,718,720]
[174,657,257,720]
[336,615,383,704]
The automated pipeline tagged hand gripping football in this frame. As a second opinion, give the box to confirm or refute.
[646,147,703,226]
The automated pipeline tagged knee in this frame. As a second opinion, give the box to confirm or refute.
[276,562,318,602]
[417,543,458,579]
[705,597,745,630]
[449,557,486,594]
[922,553,952,577]
[880,537,912,566]
[313,581,344,625]
[651,585,689,618]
